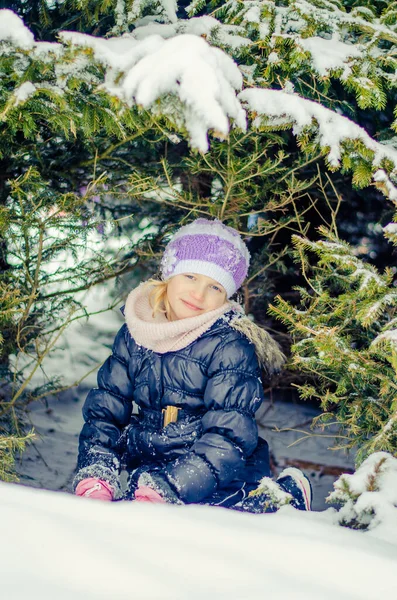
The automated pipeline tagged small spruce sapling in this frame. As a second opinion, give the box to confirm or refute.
[327,452,397,534]
[270,226,397,462]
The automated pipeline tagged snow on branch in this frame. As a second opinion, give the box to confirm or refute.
[239,88,397,201]
[383,221,397,246]
[0,9,34,49]
[294,0,397,43]
[3,7,397,190]
[60,30,247,152]
[297,36,362,79]
[228,1,397,114]
[12,82,37,106]
[328,452,397,541]
[371,328,397,350]
[131,15,250,50]
[127,0,178,25]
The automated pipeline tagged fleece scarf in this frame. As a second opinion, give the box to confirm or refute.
[124,283,231,354]
[124,283,286,374]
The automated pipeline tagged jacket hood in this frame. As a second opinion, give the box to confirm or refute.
[227,312,286,376]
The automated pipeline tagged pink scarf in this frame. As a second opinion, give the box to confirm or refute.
[124,283,232,353]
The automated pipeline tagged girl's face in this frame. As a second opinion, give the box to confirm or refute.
[166,273,227,320]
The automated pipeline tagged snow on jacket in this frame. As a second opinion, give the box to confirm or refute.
[74,307,284,503]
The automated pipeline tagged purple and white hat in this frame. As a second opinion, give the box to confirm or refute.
[161,219,250,297]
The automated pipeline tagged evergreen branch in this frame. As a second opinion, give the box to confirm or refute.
[39,261,137,300]
[4,310,78,414]
[28,360,104,402]
[246,248,288,284]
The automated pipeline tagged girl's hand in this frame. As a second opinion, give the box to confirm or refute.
[75,477,114,501]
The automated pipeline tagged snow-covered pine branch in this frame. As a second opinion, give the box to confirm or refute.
[239,88,397,202]
[220,0,397,111]
[131,14,251,49]
[59,29,247,152]
[126,0,178,26]
[3,6,397,198]
[0,6,395,187]
[382,220,397,245]
[328,452,397,541]
[291,231,389,294]
[0,9,34,48]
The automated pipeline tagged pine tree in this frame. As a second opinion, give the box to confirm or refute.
[270,226,397,461]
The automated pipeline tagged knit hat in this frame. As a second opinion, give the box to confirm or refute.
[160,219,250,297]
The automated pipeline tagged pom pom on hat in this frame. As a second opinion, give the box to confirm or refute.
[161,219,250,297]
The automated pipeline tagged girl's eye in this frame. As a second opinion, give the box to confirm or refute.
[212,285,222,292]
[185,274,195,280]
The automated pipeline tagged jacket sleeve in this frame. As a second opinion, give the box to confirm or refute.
[163,334,265,503]
[73,324,134,498]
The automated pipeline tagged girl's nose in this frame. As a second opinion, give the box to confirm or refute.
[191,287,205,301]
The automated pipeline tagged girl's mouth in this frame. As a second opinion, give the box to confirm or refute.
[182,299,202,311]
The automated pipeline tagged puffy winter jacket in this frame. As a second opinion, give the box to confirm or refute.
[75,311,279,504]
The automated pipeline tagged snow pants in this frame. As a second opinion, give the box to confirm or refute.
[123,437,271,509]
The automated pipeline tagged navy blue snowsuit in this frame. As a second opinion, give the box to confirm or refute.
[75,311,272,506]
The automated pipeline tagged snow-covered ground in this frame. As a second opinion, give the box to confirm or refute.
[14,334,397,599]
[2,479,397,600]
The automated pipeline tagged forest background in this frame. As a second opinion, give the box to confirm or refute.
[1,0,397,517]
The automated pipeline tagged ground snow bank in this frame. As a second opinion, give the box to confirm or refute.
[1,482,396,599]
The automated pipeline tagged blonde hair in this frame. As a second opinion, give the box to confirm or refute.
[144,279,172,318]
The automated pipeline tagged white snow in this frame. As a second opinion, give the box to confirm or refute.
[59,30,149,72]
[0,9,34,49]
[243,6,261,24]
[12,81,36,105]
[372,329,397,347]
[373,170,397,202]
[383,222,397,234]
[1,480,397,600]
[115,0,126,27]
[131,15,250,50]
[268,52,280,64]
[160,0,178,24]
[127,0,178,24]
[328,452,397,544]
[298,36,362,78]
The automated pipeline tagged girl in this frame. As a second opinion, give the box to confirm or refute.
[74,219,312,512]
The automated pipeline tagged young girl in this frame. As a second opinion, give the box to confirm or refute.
[74,219,312,512]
